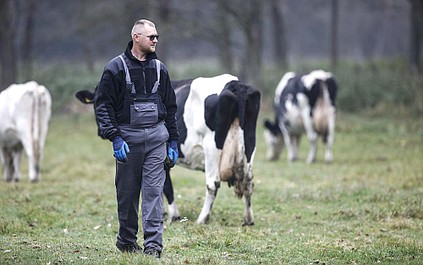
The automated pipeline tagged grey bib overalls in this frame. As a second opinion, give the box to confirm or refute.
[115,55,168,253]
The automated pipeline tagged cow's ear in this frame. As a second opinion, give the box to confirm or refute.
[204,94,219,131]
[75,90,95,104]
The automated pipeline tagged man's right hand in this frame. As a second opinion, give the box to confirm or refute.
[113,137,130,163]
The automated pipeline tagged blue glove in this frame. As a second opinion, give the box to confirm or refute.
[167,141,178,167]
[112,137,130,163]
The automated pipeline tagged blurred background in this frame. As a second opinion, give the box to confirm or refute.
[0,0,422,115]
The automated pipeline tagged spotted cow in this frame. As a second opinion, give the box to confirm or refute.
[264,70,337,163]
[0,81,52,182]
[175,74,260,225]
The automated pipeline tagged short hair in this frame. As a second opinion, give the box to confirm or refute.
[131,19,156,37]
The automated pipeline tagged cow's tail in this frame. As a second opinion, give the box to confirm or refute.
[313,81,332,140]
[320,81,331,105]
[29,84,51,175]
[31,86,41,174]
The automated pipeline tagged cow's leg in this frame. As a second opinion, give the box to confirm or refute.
[197,177,219,224]
[242,170,255,226]
[1,148,14,182]
[197,136,220,224]
[291,134,300,161]
[20,135,40,182]
[163,168,180,223]
[27,153,40,183]
[279,124,296,162]
[306,137,318,164]
[324,108,336,163]
[12,149,23,182]
[301,108,318,164]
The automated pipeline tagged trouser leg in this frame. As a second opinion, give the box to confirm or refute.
[142,141,166,252]
[115,152,143,246]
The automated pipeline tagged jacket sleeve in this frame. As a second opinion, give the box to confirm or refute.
[160,65,179,143]
[94,65,122,141]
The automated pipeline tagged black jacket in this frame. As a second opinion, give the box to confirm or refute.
[94,41,179,143]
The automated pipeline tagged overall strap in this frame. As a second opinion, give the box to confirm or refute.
[152,59,161,93]
[118,54,136,94]
[118,54,161,94]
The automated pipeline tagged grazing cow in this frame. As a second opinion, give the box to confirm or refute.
[0,81,52,182]
[176,74,260,225]
[264,70,337,163]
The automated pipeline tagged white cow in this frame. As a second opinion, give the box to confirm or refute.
[0,81,52,182]
[264,70,337,163]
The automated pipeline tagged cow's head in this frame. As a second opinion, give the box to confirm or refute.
[263,119,283,161]
[74,87,105,139]
[75,90,95,105]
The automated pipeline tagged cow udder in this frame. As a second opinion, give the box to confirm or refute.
[219,118,245,182]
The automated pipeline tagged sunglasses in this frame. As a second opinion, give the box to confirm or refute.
[136,33,159,41]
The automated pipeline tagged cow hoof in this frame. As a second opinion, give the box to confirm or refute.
[242,221,255,226]
[30,179,39,183]
[169,216,181,223]
[196,215,210,224]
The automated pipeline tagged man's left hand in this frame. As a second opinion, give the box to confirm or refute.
[167,141,178,168]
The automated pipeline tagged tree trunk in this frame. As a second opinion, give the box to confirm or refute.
[215,0,263,90]
[0,0,17,90]
[330,0,339,71]
[157,0,172,64]
[21,0,37,81]
[217,10,235,74]
[240,0,262,90]
[270,0,288,70]
[409,0,423,74]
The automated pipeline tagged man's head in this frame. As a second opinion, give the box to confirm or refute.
[131,19,159,54]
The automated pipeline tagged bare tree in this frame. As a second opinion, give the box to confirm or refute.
[269,0,288,71]
[216,7,235,74]
[155,0,172,63]
[409,0,423,74]
[77,0,129,72]
[330,0,339,71]
[216,0,263,90]
[0,0,17,90]
[20,0,37,80]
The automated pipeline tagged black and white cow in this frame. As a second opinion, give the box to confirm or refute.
[264,70,337,163]
[174,74,260,225]
[75,74,261,225]
[0,81,52,182]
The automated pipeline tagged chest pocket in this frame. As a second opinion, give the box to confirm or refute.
[130,102,158,127]
[118,55,164,128]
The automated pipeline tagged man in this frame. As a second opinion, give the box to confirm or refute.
[94,19,179,258]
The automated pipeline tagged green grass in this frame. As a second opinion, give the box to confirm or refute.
[1,110,422,264]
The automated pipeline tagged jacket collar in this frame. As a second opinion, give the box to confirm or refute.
[124,41,158,62]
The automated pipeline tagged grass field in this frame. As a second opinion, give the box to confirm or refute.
[0,110,422,264]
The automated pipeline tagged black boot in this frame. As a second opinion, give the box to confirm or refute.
[116,242,142,253]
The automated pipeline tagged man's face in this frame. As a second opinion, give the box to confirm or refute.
[135,25,158,54]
